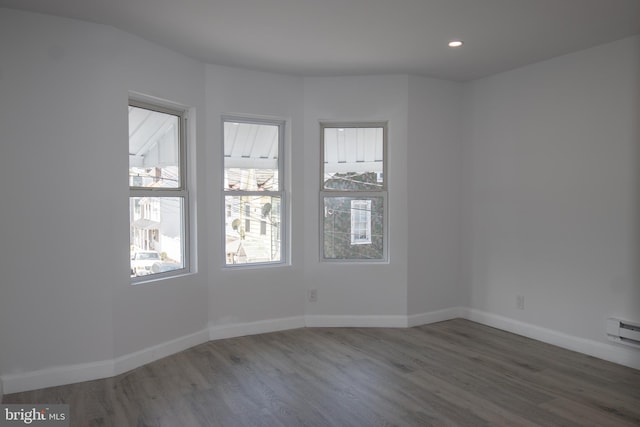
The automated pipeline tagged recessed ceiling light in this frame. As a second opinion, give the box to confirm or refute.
[448,40,464,48]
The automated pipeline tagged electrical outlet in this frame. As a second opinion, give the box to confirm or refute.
[308,289,318,302]
[516,295,525,310]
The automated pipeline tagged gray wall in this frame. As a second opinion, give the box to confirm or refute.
[0,8,209,378]
[463,36,640,344]
[407,75,465,314]
[206,64,306,326]
[303,75,410,317]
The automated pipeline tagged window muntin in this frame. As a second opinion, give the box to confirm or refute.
[223,118,285,266]
[129,100,188,280]
[321,123,387,262]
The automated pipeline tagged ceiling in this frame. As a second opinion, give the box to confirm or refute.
[1,0,639,81]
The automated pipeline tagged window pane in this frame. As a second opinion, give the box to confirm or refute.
[129,106,180,188]
[323,127,384,190]
[224,121,280,191]
[225,195,281,265]
[130,197,184,277]
[323,196,384,260]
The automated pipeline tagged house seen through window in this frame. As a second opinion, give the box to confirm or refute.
[129,100,188,279]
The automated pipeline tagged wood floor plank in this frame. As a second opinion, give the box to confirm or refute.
[3,319,639,426]
[539,397,640,427]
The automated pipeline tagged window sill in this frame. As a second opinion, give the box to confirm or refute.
[130,268,194,285]
[222,261,292,271]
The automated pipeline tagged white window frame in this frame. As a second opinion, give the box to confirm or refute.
[320,122,388,262]
[222,116,287,267]
[129,99,190,282]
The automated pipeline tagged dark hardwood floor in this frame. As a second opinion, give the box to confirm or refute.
[4,319,640,426]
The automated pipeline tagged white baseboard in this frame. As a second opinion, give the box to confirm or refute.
[407,307,465,327]
[305,314,408,328]
[209,316,306,341]
[463,308,640,371]
[114,328,210,376]
[3,309,638,395]
[304,307,464,328]
[1,328,210,396]
[1,359,115,396]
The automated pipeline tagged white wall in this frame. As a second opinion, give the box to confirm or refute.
[407,76,465,315]
[0,9,209,383]
[206,65,306,327]
[463,36,640,345]
[303,75,409,318]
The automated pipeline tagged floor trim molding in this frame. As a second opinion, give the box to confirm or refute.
[209,316,306,341]
[305,314,408,328]
[407,307,465,327]
[463,308,640,371]
[1,359,115,397]
[114,328,210,376]
[1,328,211,396]
[3,308,638,395]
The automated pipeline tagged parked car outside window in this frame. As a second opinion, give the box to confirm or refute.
[130,250,161,276]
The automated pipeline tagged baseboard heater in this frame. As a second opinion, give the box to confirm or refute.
[606,317,640,349]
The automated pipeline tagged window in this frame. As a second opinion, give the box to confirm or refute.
[223,117,285,266]
[129,100,188,279]
[350,199,372,244]
[321,123,387,261]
